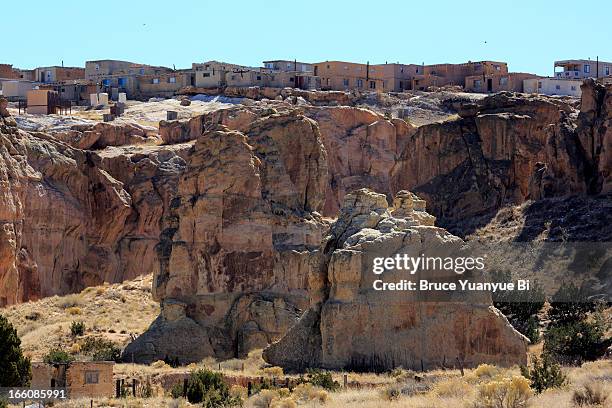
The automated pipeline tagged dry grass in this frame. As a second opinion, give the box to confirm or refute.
[1,274,158,361]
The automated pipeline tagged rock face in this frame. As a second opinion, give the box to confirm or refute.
[263,189,528,371]
[123,113,329,363]
[0,114,186,306]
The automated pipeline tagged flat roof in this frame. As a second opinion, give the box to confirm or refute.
[555,59,612,65]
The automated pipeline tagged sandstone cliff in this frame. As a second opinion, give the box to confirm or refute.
[263,189,528,371]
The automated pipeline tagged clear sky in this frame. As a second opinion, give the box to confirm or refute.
[3,0,610,76]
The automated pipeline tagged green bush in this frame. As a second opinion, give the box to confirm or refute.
[547,282,597,326]
[70,321,85,336]
[543,317,610,365]
[520,355,566,394]
[0,314,31,387]
[81,337,121,362]
[43,348,74,364]
[170,382,184,399]
[185,369,242,407]
[305,369,340,391]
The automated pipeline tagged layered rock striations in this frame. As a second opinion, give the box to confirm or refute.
[263,189,528,371]
[123,113,330,363]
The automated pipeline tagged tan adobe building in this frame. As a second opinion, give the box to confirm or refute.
[1,79,36,100]
[193,61,248,88]
[523,77,583,97]
[138,70,194,98]
[34,66,85,83]
[554,59,612,80]
[85,59,177,99]
[31,362,114,399]
[263,60,313,73]
[412,61,508,90]
[465,72,540,93]
[0,64,20,79]
[313,61,419,92]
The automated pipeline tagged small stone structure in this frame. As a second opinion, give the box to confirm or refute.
[31,362,114,399]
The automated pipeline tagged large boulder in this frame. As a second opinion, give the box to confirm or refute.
[263,189,528,371]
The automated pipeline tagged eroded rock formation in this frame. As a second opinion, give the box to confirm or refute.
[263,189,528,371]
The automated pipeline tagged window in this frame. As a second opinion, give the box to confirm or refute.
[571,86,577,91]
[256,76,261,80]
[102,79,110,86]
[139,68,145,75]
[118,78,126,87]
[95,64,100,71]
[152,78,159,84]
[556,85,561,90]
[357,79,363,88]
[584,64,591,73]
[474,80,482,88]
[343,79,349,87]
[499,77,508,86]
[85,371,99,384]
[494,65,501,71]
[326,65,330,69]
[203,73,211,78]
[556,73,561,77]
[416,67,419,73]
[606,66,610,76]
[168,77,176,83]
[369,81,376,89]
[538,81,542,89]
[287,63,291,69]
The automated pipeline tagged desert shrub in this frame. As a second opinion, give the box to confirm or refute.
[69,343,81,354]
[185,368,241,407]
[0,396,7,408]
[81,337,121,362]
[474,375,533,408]
[474,364,500,379]
[59,294,83,309]
[251,389,279,408]
[572,382,608,406]
[0,314,31,387]
[520,355,566,393]
[170,382,184,399]
[70,321,85,336]
[66,306,82,315]
[152,360,169,369]
[433,377,473,398]
[305,369,340,391]
[387,367,414,382]
[43,348,74,364]
[543,317,609,365]
[381,383,402,401]
[271,398,297,408]
[137,380,153,398]
[547,282,597,325]
[230,385,248,400]
[263,366,284,378]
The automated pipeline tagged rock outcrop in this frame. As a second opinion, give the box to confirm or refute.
[263,189,528,371]
[123,113,330,363]
[0,111,186,305]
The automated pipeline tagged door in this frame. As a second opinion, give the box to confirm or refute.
[487,78,493,92]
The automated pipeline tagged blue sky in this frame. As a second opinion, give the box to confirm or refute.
[3,0,610,76]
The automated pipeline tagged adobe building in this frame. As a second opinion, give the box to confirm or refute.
[137,70,194,99]
[554,59,612,80]
[412,61,508,90]
[0,63,20,79]
[523,77,583,97]
[34,66,85,83]
[263,60,313,73]
[313,61,419,92]
[1,79,35,100]
[31,362,114,399]
[193,61,252,88]
[465,72,540,93]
